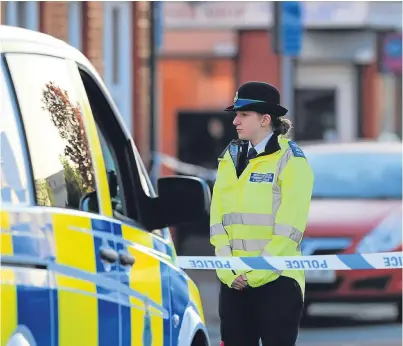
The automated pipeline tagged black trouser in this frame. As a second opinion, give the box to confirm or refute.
[219,276,303,346]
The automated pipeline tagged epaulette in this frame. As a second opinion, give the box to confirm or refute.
[288,141,306,158]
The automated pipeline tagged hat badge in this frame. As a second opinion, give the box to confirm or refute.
[234,91,238,102]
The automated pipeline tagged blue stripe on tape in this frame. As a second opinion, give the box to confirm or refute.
[240,257,278,271]
[336,254,374,270]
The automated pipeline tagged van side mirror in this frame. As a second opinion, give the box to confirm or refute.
[157,175,211,228]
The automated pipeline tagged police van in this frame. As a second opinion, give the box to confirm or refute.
[0,25,211,346]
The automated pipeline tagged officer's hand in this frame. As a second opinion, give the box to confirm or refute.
[232,275,248,290]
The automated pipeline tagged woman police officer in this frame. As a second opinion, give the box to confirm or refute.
[210,81,314,346]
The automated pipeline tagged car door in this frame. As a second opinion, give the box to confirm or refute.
[4,52,123,346]
[77,66,173,345]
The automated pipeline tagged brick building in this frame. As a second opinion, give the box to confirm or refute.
[1,1,153,162]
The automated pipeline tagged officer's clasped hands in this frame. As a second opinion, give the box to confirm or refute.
[232,275,248,290]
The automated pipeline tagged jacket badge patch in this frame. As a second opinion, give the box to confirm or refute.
[249,172,274,183]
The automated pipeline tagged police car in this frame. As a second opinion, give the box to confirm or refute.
[1,25,211,346]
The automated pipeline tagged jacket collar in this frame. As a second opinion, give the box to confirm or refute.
[219,134,281,160]
[257,133,281,157]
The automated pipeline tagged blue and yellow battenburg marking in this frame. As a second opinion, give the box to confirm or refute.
[1,207,198,346]
[1,210,17,346]
[1,209,55,346]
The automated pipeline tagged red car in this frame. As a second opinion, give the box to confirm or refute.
[301,141,402,321]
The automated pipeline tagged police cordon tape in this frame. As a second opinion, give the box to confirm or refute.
[154,153,217,181]
[177,252,403,271]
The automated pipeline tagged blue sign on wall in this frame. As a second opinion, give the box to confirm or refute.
[279,1,303,56]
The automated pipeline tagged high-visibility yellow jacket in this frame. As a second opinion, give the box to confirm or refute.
[210,134,314,297]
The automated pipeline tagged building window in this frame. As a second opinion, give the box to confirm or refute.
[3,1,39,30]
[294,89,337,142]
[6,54,98,211]
[16,1,27,27]
[103,2,132,132]
[112,7,120,84]
[68,1,83,51]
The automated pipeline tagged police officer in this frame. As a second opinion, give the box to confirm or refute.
[210,81,314,346]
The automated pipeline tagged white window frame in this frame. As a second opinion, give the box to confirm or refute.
[103,1,133,134]
[68,1,83,51]
[5,1,39,31]
[296,63,358,142]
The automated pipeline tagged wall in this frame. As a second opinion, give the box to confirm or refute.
[132,1,151,162]
[159,58,235,175]
[362,62,381,138]
[82,2,104,75]
[162,30,237,57]
[237,30,281,89]
[39,2,69,42]
[39,2,104,76]
[1,2,5,24]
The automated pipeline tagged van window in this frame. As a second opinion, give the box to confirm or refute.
[0,57,33,205]
[78,67,159,230]
[78,68,141,224]
[5,54,98,211]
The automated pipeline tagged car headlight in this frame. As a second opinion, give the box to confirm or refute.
[356,212,402,253]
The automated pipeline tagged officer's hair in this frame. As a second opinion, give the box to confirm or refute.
[271,116,293,137]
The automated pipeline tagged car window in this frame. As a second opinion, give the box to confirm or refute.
[0,57,33,205]
[5,54,98,211]
[306,151,402,199]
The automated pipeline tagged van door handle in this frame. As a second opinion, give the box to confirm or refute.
[100,246,119,264]
[119,251,135,266]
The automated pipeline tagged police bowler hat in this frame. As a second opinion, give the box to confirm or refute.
[224,81,288,117]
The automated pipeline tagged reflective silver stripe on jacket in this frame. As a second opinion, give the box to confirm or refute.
[272,147,293,216]
[273,224,303,243]
[216,245,232,256]
[222,213,274,227]
[271,148,303,252]
[230,239,268,252]
[210,223,227,237]
[273,147,293,194]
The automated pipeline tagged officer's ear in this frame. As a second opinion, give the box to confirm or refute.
[261,113,271,127]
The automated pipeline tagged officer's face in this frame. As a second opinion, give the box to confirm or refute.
[233,111,271,141]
